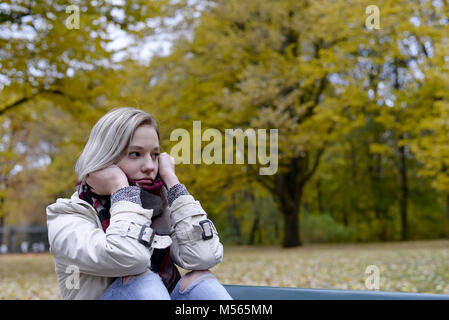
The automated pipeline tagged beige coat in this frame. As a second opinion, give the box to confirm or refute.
[46,189,223,299]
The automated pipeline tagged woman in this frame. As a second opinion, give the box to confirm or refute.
[46,107,232,300]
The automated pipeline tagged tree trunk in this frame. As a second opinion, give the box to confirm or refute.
[227,193,242,244]
[342,210,348,227]
[445,194,449,239]
[379,214,389,241]
[399,144,408,241]
[248,215,260,245]
[277,182,302,247]
[0,216,3,247]
[258,151,323,248]
[274,220,280,242]
[316,179,323,213]
[0,197,4,246]
[283,209,300,247]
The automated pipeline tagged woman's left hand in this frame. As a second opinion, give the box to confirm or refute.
[158,152,180,189]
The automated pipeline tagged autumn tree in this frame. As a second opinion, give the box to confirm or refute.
[142,0,449,246]
[143,0,372,247]
[0,0,196,225]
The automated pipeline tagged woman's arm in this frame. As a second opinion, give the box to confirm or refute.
[166,183,224,270]
[47,187,160,277]
[157,152,223,270]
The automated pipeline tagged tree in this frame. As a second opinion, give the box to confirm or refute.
[143,0,449,246]
[0,0,194,224]
[144,0,376,247]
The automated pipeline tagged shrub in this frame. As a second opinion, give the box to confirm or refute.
[301,213,356,244]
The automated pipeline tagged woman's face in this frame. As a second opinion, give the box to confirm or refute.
[116,125,160,183]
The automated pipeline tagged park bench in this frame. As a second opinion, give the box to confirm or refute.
[223,284,449,300]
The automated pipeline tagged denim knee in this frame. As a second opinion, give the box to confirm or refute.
[101,271,171,300]
[170,274,232,300]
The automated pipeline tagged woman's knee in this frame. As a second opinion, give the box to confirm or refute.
[122,269,151,285]
[180,270,215,293]
[173,270,232,300]
[102,270,171,300]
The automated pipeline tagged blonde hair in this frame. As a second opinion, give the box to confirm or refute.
[75,107,159,183]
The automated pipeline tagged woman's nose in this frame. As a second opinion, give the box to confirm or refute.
[141,155,156,172]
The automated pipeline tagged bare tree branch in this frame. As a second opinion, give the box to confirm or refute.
[0,89,77,116]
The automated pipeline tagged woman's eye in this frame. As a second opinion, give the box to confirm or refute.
[129,152,159,159]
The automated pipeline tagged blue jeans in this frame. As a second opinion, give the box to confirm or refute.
[101,270,233,300]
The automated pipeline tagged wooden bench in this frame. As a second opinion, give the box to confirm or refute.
[223,284,449,300]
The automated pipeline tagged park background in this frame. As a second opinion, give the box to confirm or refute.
[1,0,449,298]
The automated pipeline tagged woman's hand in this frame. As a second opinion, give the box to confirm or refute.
[158,152,180,189]
[86,164,129,195]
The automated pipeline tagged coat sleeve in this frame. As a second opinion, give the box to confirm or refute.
[47,200,154,277]
[168,194,224,270]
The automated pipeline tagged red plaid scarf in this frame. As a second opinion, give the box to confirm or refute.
[76,176,164,232]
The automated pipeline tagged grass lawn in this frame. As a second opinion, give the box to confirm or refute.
[1,239,449,299]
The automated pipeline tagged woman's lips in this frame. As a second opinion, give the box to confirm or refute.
[136,179,153,186]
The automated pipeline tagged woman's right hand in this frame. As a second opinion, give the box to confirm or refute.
[85,164,129,195]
